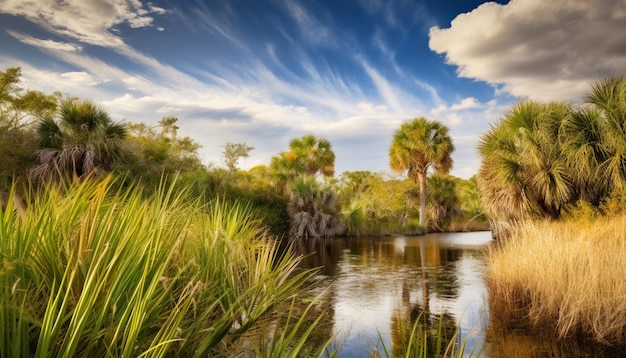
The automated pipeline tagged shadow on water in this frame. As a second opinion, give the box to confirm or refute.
[294,232,626,357]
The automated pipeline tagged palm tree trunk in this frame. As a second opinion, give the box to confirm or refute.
[419,173,427,228]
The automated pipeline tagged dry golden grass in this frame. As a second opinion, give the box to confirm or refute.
[486,216,626,345]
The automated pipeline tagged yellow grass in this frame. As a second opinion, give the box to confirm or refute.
[486,216,626,345]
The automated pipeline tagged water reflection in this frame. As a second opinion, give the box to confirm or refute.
[297,232,490,357]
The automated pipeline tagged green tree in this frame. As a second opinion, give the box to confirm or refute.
[121,116,204,176]
[389,117,455,228]
[222,142,254,173]
[0,67,57,188]
[426,174,460,231]
[269,134,336,193]
[288,134,335,177]
[30,98,127,182]
[478,101,573,224]
[287,176,343,238]
[581,76,626,194]
[269,151,305,194]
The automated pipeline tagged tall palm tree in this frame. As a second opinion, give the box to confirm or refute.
[30,98,127,182]
[478,101,573,225]
[288,134,335,177]
[389,117,455,228]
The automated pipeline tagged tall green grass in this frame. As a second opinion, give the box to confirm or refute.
[0,177,326,357]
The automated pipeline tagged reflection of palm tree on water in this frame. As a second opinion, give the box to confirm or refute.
[390,238,458,356]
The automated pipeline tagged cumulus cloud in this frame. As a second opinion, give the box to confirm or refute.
[429,0,626,101]
[0,0,166,48]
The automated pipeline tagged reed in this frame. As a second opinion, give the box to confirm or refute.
[486,216,626,345]
[0,177,324,357]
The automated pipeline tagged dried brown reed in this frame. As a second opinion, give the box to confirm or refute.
[486,216,626,345]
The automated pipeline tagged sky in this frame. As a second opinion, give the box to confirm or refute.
[1,0,626,179]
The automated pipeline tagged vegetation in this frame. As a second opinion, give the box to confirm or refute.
[389,117,455,228]
[0,178,328,357]
[287,177,343,238]
[222,142,254,173]
[30,98,128,183]
[486,216,626,345]
[478,76,626,236]
[0,68,57,190]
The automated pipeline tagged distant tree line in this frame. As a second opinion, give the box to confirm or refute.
[1,67,486,237]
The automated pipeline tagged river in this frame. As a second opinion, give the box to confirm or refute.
[297,231,626,357]
[297,231,491,357]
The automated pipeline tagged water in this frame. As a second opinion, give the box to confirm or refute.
[297,231,491,357]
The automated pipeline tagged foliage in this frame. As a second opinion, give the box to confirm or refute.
[289,134,336,177]
[478,101,573,224]
[0,177,324,357]
[479,76,626,231]
[0,67,57,189]
[269,151,304,193]
[222,142,254,173]
[338,171,421,235]
[30,98,128,183]
[287,176,344,238]
[269,134,336,194]
[389,117,455,228]
[119,116,204,177]
[425,174,461,231]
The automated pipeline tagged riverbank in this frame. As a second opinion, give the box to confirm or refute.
[486,216,626,346]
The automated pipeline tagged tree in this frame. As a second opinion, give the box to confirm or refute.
[582,76,626,194]
[389,117,455,228]
[426,174,461,231]
[269,134,336,193]
[222,142,254,173]
[0,67,57,188]
[288,134,335,177]
[120,116,204,176]
[478,101,573,224]
[30,98,127,182]
[269,151,305,194]
[287,176,343,238]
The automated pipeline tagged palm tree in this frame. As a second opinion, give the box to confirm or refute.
[478,101,573,229]
[583,76,626,194]
[389,117,455,228]
[269,151,305,194]
[30,98,127,182]
[288,134,335,177]
[559,106,606,203]
[287,176,343,238]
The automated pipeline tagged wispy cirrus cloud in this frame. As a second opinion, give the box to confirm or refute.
[7,31,82,52]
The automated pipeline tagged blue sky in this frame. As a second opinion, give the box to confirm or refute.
[1,0,625,178]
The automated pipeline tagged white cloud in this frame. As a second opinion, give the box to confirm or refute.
[450,97,480,111]
[429,0,626,101]
[283,0,335,47]
[8,31,82,52]
[0,0,165,48]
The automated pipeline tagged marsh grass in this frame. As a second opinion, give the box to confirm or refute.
[486,216,626,345]
[0,177,326,357]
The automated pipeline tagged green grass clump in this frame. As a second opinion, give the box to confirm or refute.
[0,177,325,357]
